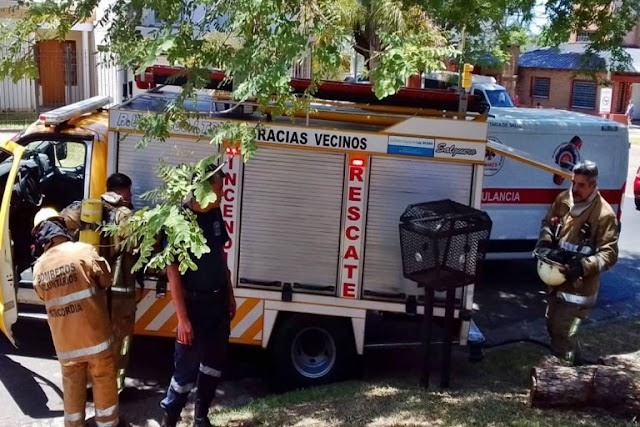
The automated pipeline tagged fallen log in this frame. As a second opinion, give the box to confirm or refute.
[598,350,640,369]
[530,365,596,408]
[530,355,640,417]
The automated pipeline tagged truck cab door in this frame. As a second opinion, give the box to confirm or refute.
[0,140,26,346]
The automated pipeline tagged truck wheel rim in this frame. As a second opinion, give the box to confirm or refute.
[291,327,336,379]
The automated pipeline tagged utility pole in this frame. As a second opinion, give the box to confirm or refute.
[458,26,467,114]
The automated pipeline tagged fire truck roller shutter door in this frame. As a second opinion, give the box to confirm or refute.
[115,134,221,209]
[238,147,345,291]
[362,157,473,302]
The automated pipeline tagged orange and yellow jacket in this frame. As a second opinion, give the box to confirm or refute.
[33,241,113,362]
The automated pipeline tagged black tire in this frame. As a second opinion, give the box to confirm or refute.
[269,314,357,390]
[635,198,640,210]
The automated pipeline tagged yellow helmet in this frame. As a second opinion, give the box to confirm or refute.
[32,207,64,232]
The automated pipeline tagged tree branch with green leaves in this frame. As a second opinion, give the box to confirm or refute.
[1,0,637,274]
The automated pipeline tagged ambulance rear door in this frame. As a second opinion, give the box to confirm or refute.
[0,140,26,346]
[483,108,627,255]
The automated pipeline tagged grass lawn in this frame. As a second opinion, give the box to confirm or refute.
[62,141,87,167]
[0,111,36,130]
[205,317,640,427]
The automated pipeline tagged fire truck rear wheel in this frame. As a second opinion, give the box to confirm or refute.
[269,314,356,389]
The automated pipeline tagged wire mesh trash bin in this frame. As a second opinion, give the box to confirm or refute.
[399,199,492,388]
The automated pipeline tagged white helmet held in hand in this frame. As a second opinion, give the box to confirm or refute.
[536,256,566,286]
[534,248,575,286]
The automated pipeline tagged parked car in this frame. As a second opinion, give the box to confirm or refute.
[635,166,640,210]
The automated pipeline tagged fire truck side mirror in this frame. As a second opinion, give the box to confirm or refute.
[55,142,68,161]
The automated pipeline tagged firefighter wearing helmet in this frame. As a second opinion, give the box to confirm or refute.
[31,208,122,427]
[533,160,619,365]
[58,173,138,394]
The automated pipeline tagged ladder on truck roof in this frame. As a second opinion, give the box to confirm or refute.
[129,84,488,131]
[126,86,568,180]
[135,65,490,115]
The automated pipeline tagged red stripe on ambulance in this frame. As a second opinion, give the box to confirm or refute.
[481,188,624,206]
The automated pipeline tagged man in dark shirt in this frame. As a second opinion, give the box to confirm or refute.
[160,169,236,427]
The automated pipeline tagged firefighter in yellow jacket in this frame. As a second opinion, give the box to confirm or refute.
[31,208,120,427]
[100,173,137,393]
[59,173,137,393]
[534,160,619,364]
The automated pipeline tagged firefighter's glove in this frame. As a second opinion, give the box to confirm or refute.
[533,240,553,259]
[537,240,554,249]
[563,257,584,283]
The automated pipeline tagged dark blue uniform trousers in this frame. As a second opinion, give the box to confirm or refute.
[160,293,230,417]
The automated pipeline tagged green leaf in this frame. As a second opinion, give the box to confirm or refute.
[193,180,218,208]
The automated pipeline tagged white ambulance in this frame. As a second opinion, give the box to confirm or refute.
[483,107,629,258]
[0,89,573,388]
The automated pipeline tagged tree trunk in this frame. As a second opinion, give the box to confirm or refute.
[598,351,640,369]
[530,353,640,417]
[353,30,371,70]
[529,365,596,408]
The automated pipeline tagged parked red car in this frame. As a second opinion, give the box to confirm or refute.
[635,166,640,210]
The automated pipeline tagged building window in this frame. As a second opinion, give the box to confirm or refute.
[63,41,78,87]
[576,31,593,42]
[571,81,597,109]
[532,77,550,99]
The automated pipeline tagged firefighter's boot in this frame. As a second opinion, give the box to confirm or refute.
[193,402,214,427]
[161,411,180,427]
[192,416,214,427]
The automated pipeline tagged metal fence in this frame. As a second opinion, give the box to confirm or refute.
[95,50,129,108]
[1,44,123,130]
[0,46,38,130]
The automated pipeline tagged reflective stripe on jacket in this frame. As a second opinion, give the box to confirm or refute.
[33,241,113,362]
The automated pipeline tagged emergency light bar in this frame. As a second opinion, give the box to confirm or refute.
[38,96,113,126]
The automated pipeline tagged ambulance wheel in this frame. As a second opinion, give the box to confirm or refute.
[269,314,356,389]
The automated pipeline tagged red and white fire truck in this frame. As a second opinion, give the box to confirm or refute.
[0,75,605,387]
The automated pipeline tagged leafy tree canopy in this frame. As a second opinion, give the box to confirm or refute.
[0,0,637,272]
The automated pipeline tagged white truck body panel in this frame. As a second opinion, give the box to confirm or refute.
[107,91,493,350]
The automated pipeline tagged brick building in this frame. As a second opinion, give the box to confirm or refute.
[513,12,640,121]
[516,43,640,122]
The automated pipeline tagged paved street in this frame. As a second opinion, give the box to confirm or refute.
[0,131,639,427]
